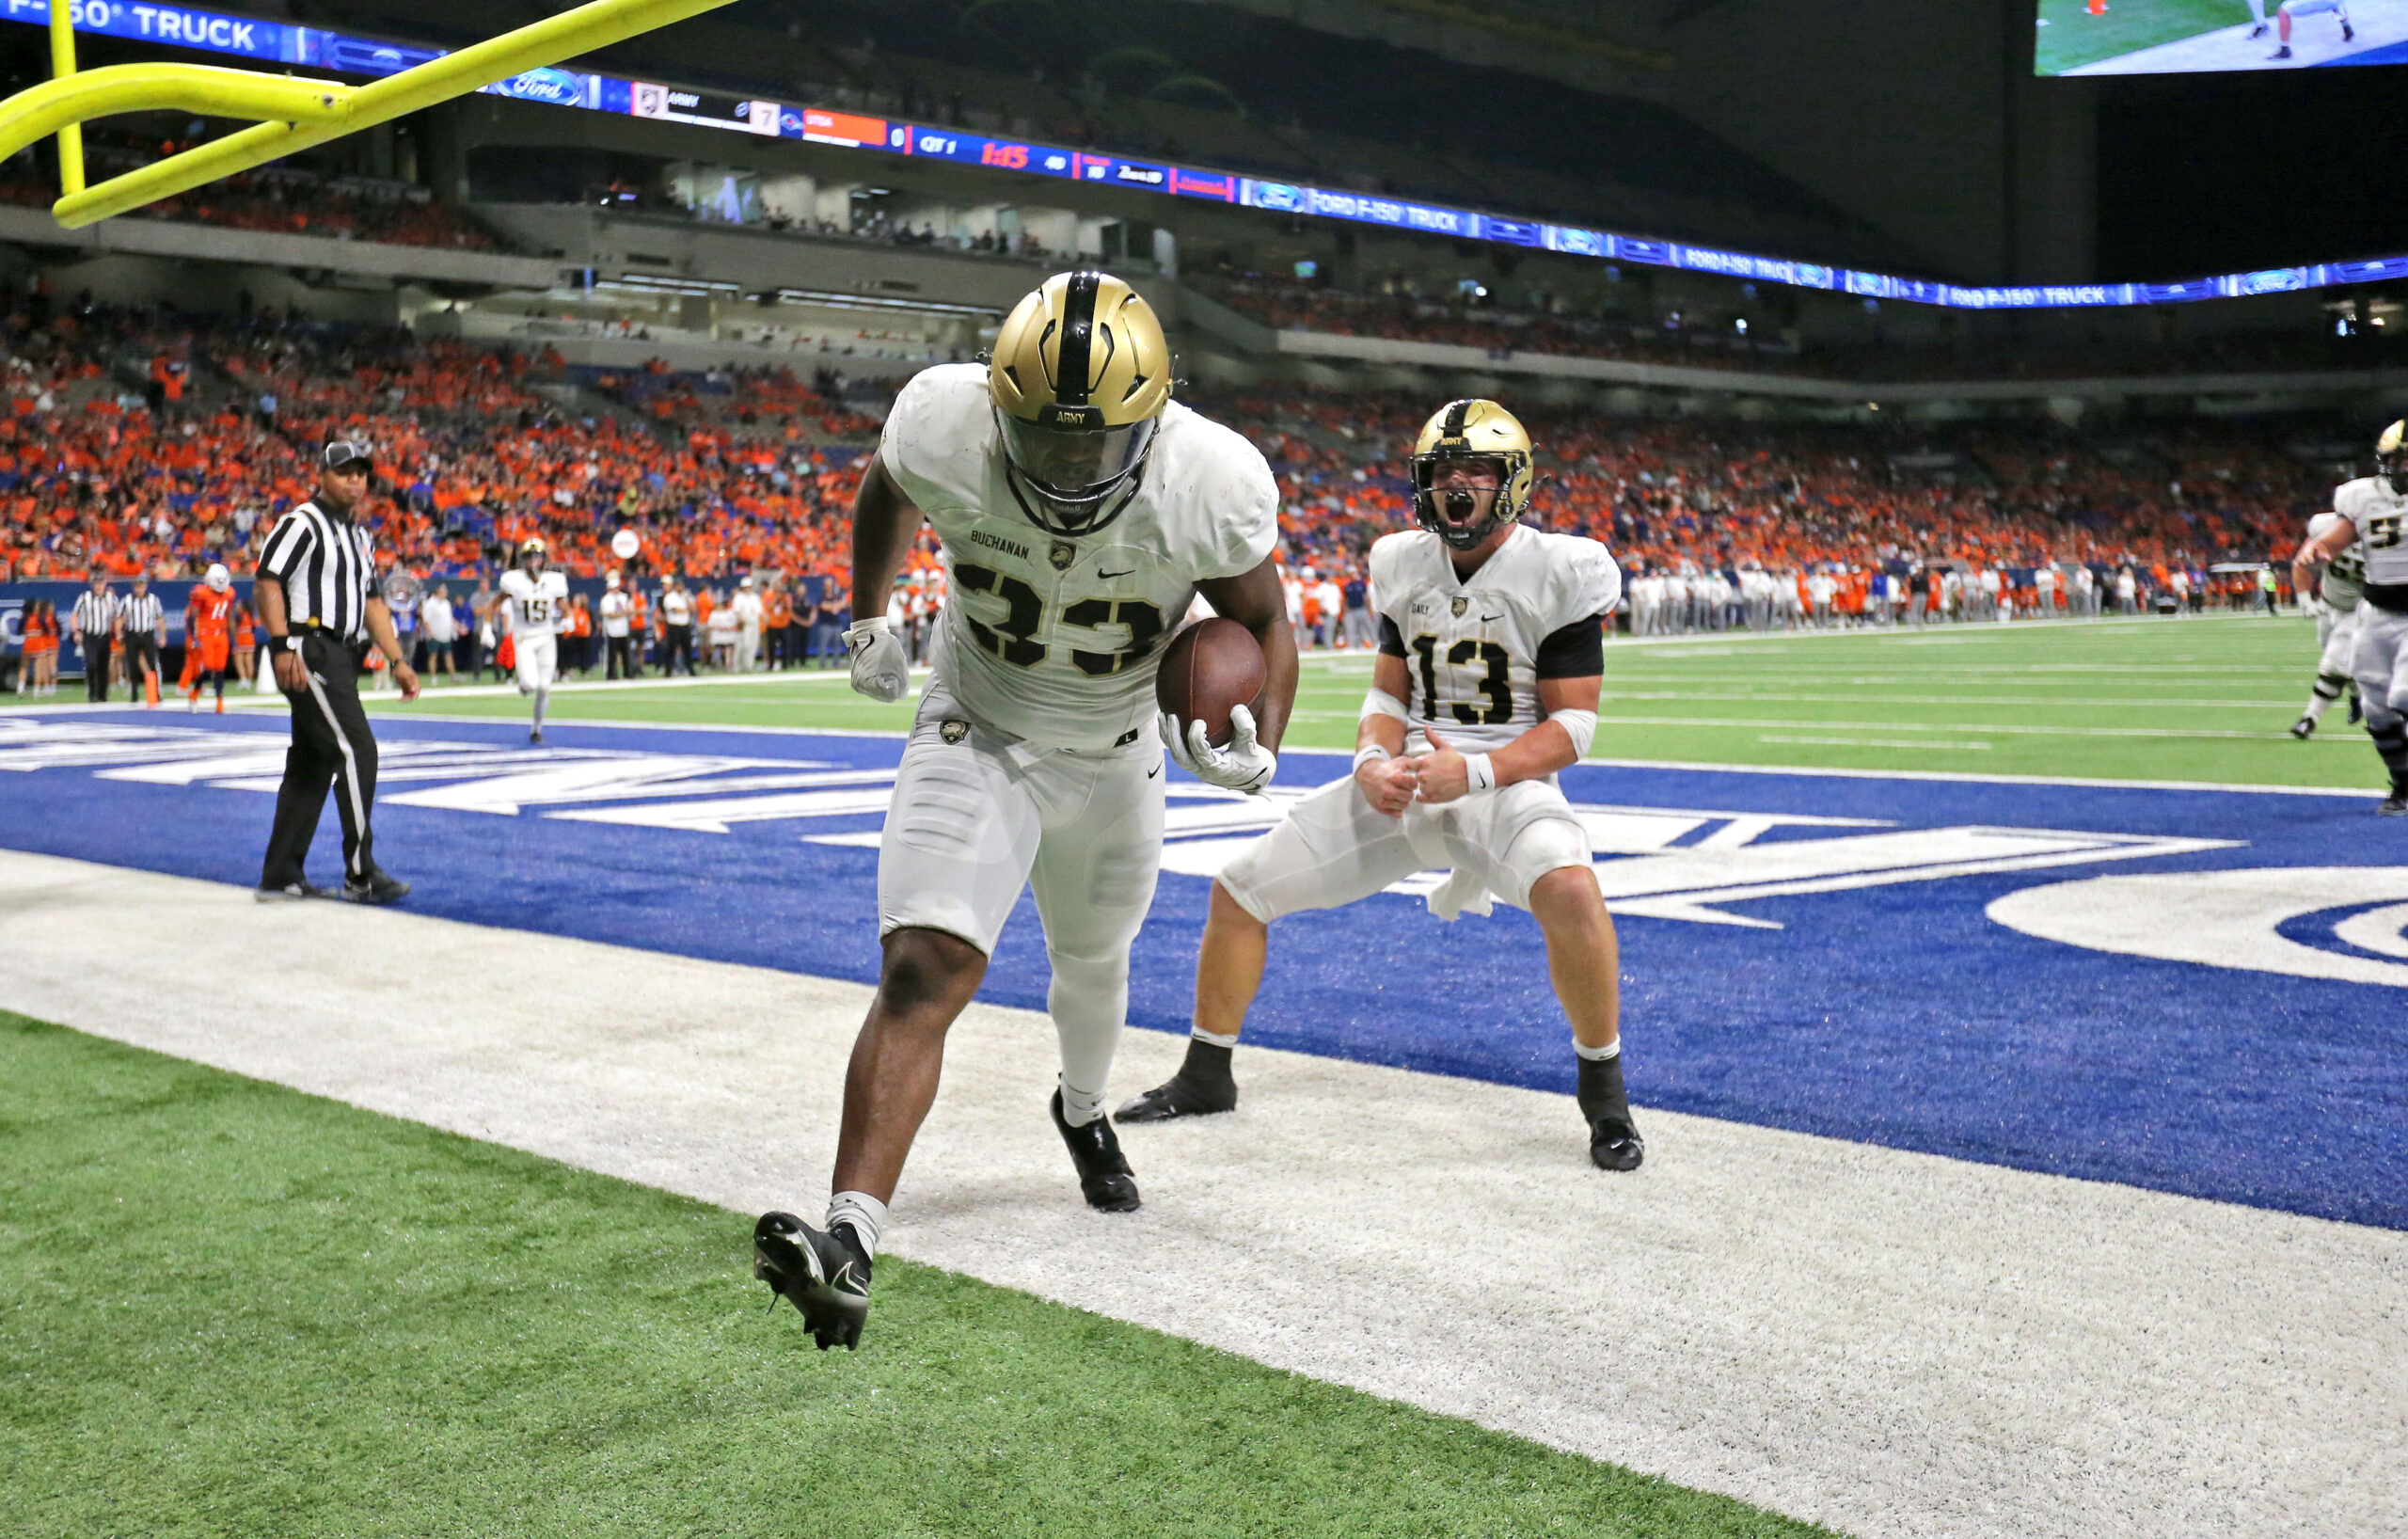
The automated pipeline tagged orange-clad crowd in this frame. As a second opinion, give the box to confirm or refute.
[0,306,2320,617]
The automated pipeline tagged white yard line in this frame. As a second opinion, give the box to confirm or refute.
[0,850,2398,1539]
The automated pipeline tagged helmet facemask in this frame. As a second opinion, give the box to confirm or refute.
[1412,453,1515,550]
[996,408,1158,536]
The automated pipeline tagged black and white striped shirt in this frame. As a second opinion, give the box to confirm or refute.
[69,589,116,640]
[257,500,379,641]
[118,591,164,640]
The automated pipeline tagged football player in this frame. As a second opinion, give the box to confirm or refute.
[182,563,237,713]
[753,271,1297,1350]
[1115,400,1642,1172]
[498,536,567,743]
[2290,510,2364,738]
[2270,0,2353,57]
[2297,420,2408,813]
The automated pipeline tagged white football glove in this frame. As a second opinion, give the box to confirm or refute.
[843,615,910,704]
[1161,703,1277,795]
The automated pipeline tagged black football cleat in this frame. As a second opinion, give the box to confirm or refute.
[530,727,544,745]
[2344,21,2355,40]
[2380,792,2408,817]
[1117,1038,1237,1124]
[341,867,411,905]
[2248,21,2268,35]
[1576,1051,1645,1172]
[2289,715,2316,740]
[753,1211,871,1350]
[1589,1118,1646,1172]
[1052,1089,1140,1212]
[2272,43,2292,56]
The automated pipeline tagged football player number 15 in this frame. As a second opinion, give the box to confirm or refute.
[955,562,1166,676]
[1412,634,1513,724]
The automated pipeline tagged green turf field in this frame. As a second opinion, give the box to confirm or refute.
[2034,0,2248,74]
[355,615,2369,790]
[0,1012,1830,1539]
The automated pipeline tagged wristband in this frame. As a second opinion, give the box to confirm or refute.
[1353,744,1392,770]
[1465,753,1497,793]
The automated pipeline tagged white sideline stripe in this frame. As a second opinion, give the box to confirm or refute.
[0,850,2398,1539]
[0,706,2377,798]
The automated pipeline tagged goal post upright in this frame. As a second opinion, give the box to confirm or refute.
[3,0,737,229]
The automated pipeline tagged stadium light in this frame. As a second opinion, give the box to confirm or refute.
[0,0,738,230]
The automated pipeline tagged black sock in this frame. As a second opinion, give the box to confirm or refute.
[1576,1053,1631,1130]
[1178,1037,1235,1091]
[2371,721,2408,785]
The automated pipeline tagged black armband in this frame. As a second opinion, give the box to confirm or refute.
[1377,615,1407,658]
[1534,612,1608,678]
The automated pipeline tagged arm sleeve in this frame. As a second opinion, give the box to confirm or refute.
[1535,614,1607,678]
[1377,614,1407,658]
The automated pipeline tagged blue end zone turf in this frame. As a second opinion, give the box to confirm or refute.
[3,708,2402,1229]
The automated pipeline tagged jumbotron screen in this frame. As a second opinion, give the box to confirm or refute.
[2036,0,2408,74]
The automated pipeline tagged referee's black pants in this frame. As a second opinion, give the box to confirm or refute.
[607,634,635,679]
[261,634,381,889]
[122,636,160,700]
[83,644,108,702]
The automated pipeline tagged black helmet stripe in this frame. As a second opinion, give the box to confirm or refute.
[1442,399,1473,438]
[1056,271,1101,405]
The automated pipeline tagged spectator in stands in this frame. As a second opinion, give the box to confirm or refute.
[421,585,456,679]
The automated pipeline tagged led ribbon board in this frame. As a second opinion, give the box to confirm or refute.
[14,0,2407,309]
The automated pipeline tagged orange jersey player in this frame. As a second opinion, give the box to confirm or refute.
[184,564,237,712]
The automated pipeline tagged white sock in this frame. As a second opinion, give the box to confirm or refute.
[1057,1073,1107,1127]
[532,688,549,731]
[825,1191,888,1258]
[1191,1026,1242,1050]
[1574,1038,1622,1061]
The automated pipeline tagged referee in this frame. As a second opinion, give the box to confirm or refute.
[118,576,164,706]
[253,439,418,904]
[70,575,115,703]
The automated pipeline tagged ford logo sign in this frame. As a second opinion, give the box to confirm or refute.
[1252,182,1304,213]
[498,68,585,105]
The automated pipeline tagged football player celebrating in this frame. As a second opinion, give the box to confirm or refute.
[753,271,1297,1350]
[182,563,237,713]
[2298,420,2408,812]
[498,536,567,743]
[2290,510,2365,738]
[1115,400,1643,1171]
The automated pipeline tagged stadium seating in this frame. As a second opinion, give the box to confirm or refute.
[0,304,2320,601]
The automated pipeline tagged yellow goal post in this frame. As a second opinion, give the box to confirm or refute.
[2,0,737,230]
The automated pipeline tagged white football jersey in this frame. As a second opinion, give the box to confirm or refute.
[499,568,569,637]
[1370,525,1622,755]
[879,363,1278,751]
[2312,504,2372,603]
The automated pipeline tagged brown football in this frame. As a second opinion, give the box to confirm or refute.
[1155,617,1266,748]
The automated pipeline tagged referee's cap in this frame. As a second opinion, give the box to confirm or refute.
[321,438,372,474]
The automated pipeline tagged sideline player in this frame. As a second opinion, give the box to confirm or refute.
[2290,510,2365,738]
[753,270,1297,1350]
[498,536,566,743]
[2297,420,2408,812]
[182,563,237,713]
[1115,400,1643,1172]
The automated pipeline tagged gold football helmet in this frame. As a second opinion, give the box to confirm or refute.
[990,269,1170,536]
[1411,399,1534,550]
[518,536,548,567]
[2380,420,2408,493]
